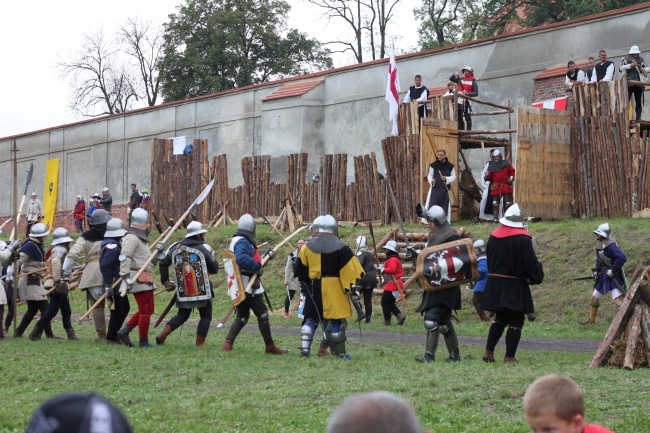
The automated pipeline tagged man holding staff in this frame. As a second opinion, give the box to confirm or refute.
[424,149,456,224]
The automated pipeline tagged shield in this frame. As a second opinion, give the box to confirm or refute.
[416,238,478,292]
[171,244,212,302]
[221,251,246,307]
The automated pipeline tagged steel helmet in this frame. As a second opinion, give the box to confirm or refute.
[186,221,207,238]
[104,218,126,238]
[462,66,473,73]
[356,235,367,249]
[383,240,399,253]
[51,228,73,246]
[593,222,611,239]
[31,192,37,197]
[92,192,101,199]
[29,223,50,238]
[425,205,447,226]
[499,204,526,228]
[89,209,111,225]
[318,215,338,235]
[311,216,323,234]
[102,187,109,192]
[237,214,256,236]
[629,45,641,55]
[130,208,149,227]
[473,239,486,256]
[492,149,501,161]
[0,241,6,251]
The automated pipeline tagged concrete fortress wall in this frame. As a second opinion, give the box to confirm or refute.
[1,5,650,215]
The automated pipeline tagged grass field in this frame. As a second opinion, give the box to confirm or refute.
[1,217,649,432]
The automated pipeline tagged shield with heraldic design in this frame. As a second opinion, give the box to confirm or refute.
[172,244,212,302]
[416,238,478,292]
[221,251,246,306]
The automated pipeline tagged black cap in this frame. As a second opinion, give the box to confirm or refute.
[25,393,132,433]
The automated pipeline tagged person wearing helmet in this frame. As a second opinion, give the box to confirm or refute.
[117,208,158,348]
[354,235,377,323]
[100,218,129,344]
[482,204,544,363]
[73,194,86,233]
[99,187,113,214]
[424,149,456,224]
[29,228,79,341]
[449,66,478,130]
[579,223,627,325]
[126,183,142,228]
[471,239,489,322]
[590,50,614,83]
[620,45,648,120]
[484,149,515,222]
[294,215,364,359]
[415,206,462,363]
[156,221,219,347]
[26,192,43,236]
[222,214,288,354]
[283,239,307,318]
[379,240,405,326]
[139,188,151,211]
[15,224,61,339]
[87,193,101,218]
[1,240,20,337]
[62,208,111,339]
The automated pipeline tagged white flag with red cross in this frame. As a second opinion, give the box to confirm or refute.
[385,50,400,136]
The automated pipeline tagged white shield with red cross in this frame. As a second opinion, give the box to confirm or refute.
[416,238,478,292]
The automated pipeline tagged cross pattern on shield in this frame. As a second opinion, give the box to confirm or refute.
[416,238,478,292]
[172,245,212,302]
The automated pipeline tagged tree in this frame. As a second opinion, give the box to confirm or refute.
[58,28,139,117]
[159,0,333,102]
[414,0,483,49]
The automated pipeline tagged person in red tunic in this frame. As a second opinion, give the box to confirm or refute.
[483,149,515,222]
[73,195,86,233]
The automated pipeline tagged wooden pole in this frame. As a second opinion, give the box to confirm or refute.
[623,304,642,370]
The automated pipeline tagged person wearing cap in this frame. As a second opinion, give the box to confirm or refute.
[620,45,648,121]
[449,66,478,130]
[481,204,544,363]
[156,221,220,346]
[378,240,405,326]
[62,209,112,339]
[99,187,113,214]
[403,74,429,118]
[29,228,80,341]
[100,218,129,344]
[590,50,614,83]
[579,223,627,325]
[283,239,306,318]
[73,194,86,233]
[139,187,151,210]
[26,192,43,236]
[15,224,61,339]
[471,239,489,322]
[25,392,133,433]
[354,235,377,323]
[484,149,515,222]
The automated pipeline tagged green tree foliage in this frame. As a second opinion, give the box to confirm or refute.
[159,0,333,102]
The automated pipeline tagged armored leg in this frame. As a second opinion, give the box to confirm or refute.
[330,319,350,359]
[492,198,500,221]
[225,316,248,343]
[416,308,443,362]
[300,318,317,357]
[442,321,460,362]
[503,194,513,212]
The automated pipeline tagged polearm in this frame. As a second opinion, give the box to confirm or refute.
[255,205,294,250]
[154,294,176,328]
[0,213,19,232]
[79,180,214,321]
[216,224,311,328]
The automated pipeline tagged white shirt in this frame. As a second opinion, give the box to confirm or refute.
[590,62,615,83]
[404,86,429,104]
[565,69,585,89]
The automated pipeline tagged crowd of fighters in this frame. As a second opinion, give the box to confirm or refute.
[0,199,626,363]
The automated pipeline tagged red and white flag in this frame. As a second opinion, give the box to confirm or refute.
[532,97,568,111]
[385,50,400,136]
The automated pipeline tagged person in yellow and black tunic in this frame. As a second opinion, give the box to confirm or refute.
[295,215,364,359]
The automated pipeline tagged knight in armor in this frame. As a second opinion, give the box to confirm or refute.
[379,240,405,326]
[484,149,515,222]
[99,218,129,344]
[15,224,61,339]
[471,239,489,322]
[157,221,219,347]
[354,235,377,323]
[403,74,429,118]
[63,209,112,339]
[295,215,364,359]
[221,214,288,354]
[29,228,80,341]
[424,149,456,223]
[482,204,544,363]
[620,45,648,121]
[579,223,626,325]
[415,206,462,363]
[0,239,20,338]
[284,239,306,318]
[117,208,159,348]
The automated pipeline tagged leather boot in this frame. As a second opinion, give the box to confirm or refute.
[316,344,329,356]
[96,329,107,339]
[28,325,44,341]
[443,328,461,362]
[139,339,154,348]
[396,313,406,326]
[117,326,134,347]
[482,350,496,363]
[44,323,63,340]
[156,325,174,345]
[416,329,439,363]
[222,339,234,352]
[65,328,80,341]
[579,305,599,325]
[265,340,289,355]
[478,312,487,322]
[504,357,518,363]
[381,320,391,326]
[196,335,206,347]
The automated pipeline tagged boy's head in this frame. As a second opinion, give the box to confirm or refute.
[523,375,586,433]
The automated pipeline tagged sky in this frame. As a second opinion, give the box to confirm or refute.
[0,0,420,138]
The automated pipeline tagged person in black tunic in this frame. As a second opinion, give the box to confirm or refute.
[99,218,129,345]
[403,74,429,118]
[481,204,544,363]
[424,149,456,223]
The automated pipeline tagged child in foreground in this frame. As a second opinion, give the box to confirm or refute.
[523,374,615,433]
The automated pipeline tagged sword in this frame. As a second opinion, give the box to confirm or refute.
[154,294,176,328]
[572,276,596,281]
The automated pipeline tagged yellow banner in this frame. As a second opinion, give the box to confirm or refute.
[42,158,60,230]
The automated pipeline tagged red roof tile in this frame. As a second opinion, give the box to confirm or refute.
[534,61,590,80]
[428,85,450,97]
[262,80,323,101]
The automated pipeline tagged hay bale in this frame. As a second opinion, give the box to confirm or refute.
[606,337,648,369]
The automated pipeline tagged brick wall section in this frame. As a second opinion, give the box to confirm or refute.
[0,205,129,238]
[532,76,573,103]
